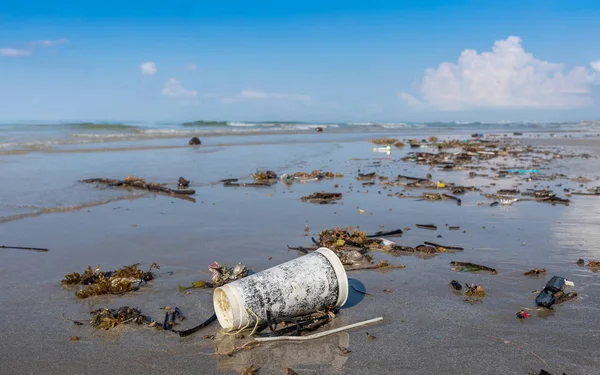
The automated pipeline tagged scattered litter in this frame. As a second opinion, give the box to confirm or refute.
[449,280,462,290]
[535,276,577,308]
[516,310,530,319]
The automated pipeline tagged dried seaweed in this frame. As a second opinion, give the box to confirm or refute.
[451,261,497,274]
[253,170,277,181]
[524,268,547,275]
[243,365,259,375]
[587,260,600,268]
[300,192,342,204]
[318,227,367,248]
[61,263,159,299]
[369,138,398,145]
[90,306,153,330]
[464,283,486,302]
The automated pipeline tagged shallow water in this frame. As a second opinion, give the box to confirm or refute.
[1,131,599,374]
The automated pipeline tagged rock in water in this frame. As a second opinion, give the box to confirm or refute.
[178,177,190,187]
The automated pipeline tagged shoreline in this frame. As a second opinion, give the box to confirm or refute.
[1,131,599,374]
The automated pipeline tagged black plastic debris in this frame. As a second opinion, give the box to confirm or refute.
[535,276,577,308]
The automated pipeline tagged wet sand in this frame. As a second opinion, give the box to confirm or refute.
[1,132,600,374]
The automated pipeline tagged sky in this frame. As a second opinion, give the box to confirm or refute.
[1,0,599,123]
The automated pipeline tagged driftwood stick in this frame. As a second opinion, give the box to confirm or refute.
[81,178,195,195]
[345,264,406,272]
[423,241,464,251]
[1,245,49,252]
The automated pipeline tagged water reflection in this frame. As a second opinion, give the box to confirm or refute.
[215,331,350,373]
[551,196,600,259]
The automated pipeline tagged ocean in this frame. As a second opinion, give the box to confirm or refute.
[2,119,600,154]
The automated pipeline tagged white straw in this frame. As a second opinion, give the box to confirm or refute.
[253,316,384,342]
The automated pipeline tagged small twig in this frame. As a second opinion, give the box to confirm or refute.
[1,245,49,252]
[490,336,547,365]
[224,341,261,356]
[351,285,371,296]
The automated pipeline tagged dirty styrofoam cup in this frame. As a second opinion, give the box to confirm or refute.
[213,247,348,331]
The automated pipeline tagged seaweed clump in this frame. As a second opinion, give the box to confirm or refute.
[61,263,159,299]
[318,227,367,248]
[369,138,398,145]
[90,306,153,330]
[253,170,278,181]
[588,260,600,268]
[464,283,486,303]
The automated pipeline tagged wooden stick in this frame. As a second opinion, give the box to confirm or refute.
[423,241,464,251]
[1,245,49,252]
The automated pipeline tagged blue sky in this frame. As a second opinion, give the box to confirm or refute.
[1,0,599,122]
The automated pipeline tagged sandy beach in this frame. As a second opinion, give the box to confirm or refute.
[1,130,600,375]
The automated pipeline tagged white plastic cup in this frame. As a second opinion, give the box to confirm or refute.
[213,247,348,331]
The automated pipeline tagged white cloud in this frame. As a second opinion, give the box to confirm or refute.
[223,89,312,104]
[185,63,197,71]
[591,61,600,72]
[402,36,600,110]
[161,78,197,98]
[140,61,157,76]
[397,92,425,109]
[0,48,31,57]
[1,38,69,57]
[29,38,69,47]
